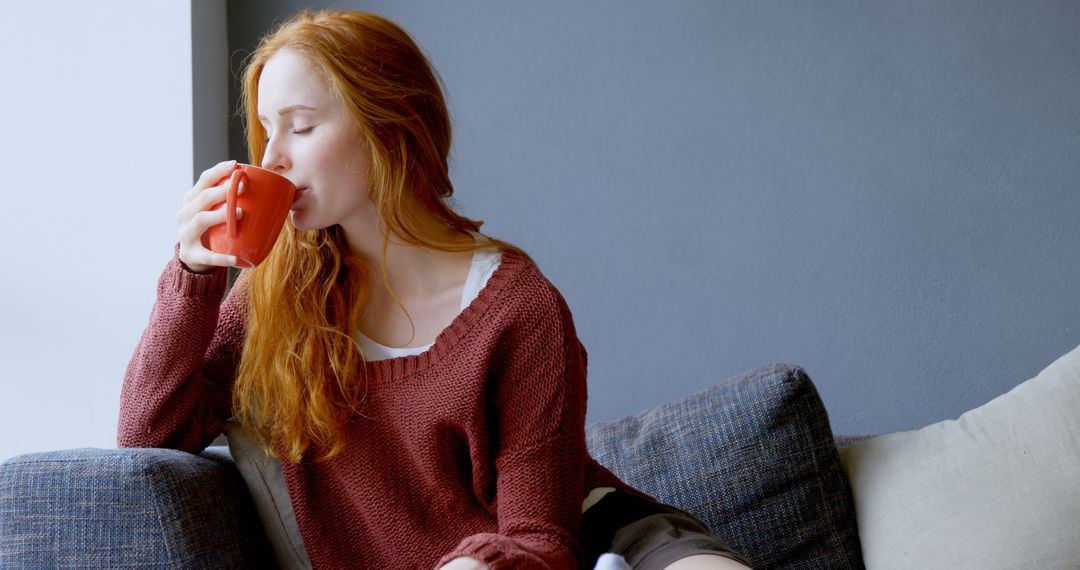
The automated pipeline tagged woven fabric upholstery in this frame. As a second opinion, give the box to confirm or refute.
[585,364,864,569]
[0,447,271,569]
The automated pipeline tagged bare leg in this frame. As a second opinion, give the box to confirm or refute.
[664,554,753,570]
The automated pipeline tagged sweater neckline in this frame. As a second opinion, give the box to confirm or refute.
[364,249,529,382]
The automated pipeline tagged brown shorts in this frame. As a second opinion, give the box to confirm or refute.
[580,490,752,569]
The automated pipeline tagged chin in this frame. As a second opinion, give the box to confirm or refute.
[288,212,313,232]
[289,211,333,233]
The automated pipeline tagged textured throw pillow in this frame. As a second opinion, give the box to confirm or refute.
[586,364,864,569]
[839,343,1080,569]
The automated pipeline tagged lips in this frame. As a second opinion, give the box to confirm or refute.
[291,187,308,208]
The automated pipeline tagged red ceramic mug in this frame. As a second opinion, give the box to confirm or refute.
[207,164,297,268]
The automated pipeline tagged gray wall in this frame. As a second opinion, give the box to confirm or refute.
[193,0,230,184]
[224,0,1080,435]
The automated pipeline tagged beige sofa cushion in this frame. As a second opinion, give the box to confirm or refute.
[839,343,1080,569]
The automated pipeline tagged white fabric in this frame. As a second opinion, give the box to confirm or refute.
[354,333,432,361]
[460,244,502,312]
[593,553,633,570]
[224,420,312,569]
[839,343,1080,570]
[355,245,501,361]
[582,486,617,512]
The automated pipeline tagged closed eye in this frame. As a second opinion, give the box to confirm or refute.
[262,126,313,144]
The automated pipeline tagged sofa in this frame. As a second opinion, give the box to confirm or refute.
[2,345,1079,569]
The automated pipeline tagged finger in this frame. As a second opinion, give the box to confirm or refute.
[180,176,236,225]
[179,209,225,243]
[196,159,238,187]
[178,207,243,257]
[176,197,233,227]
[187,173,246,211]
[186,174,231,205]
[194,205,246,234]
[196,182,232,211]
[182,177,224,205]
[177,185,222,225]
[192,159,238,193]
[186,245,238,268]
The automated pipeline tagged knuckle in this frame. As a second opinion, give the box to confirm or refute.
[177,205,196,225]
[195,163,229,187]
[178,225,196,244]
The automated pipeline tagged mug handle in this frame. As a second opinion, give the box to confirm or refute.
[226,168,245,240]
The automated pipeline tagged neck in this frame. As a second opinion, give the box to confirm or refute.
[339,208,475,298]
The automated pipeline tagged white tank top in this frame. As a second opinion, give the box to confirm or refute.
[355,244,502,361]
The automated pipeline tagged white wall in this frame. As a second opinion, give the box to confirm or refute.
[0,1,227,462]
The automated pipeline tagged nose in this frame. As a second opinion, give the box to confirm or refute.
[261,135,290,172]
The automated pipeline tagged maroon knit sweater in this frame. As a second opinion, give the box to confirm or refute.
[118,249,635,569]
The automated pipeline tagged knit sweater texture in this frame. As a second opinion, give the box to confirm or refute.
[117,249,635,569]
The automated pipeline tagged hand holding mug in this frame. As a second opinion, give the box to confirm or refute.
[177,161,297,273]
[177,160,244,273]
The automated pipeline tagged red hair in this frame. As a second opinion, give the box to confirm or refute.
[232,10,528,463]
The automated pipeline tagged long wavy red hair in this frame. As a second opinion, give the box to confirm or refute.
[232,10,527,463]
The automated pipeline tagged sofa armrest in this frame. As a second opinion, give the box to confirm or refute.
[0,447,272,568]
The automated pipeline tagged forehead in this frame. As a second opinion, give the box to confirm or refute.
[257,48,331,115]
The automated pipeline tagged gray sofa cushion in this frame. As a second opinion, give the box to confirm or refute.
[0,447,271,568]
[585,364,864,569]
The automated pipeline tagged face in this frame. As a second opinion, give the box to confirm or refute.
[258,48,375,232]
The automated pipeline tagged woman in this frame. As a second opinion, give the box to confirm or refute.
[118,10,751,570]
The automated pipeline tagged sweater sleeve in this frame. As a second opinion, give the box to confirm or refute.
[437,276,589,569]
[116,249,247,453]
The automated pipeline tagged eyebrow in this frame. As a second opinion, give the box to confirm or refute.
[257,104,317,120]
